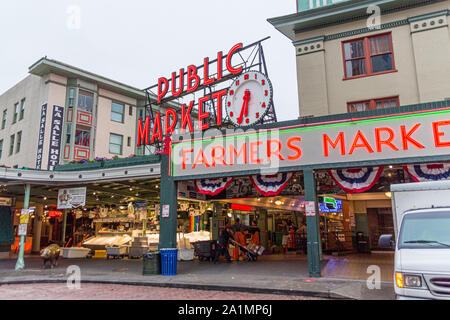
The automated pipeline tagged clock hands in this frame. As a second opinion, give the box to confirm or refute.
[237,90,251,125]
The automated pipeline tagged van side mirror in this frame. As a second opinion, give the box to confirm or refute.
[378,234,394,249]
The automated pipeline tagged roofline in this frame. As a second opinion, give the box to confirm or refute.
[267,0,442,41]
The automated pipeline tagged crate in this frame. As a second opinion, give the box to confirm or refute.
[93,250,107,258]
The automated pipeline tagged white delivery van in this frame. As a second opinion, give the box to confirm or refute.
[379,180,450,300]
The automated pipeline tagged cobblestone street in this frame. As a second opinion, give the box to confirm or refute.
[0,283,323,300]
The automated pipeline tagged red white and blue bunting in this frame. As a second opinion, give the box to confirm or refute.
[327,167,384,193]
[250,172,294,196]
[195,177,234,196]
[403,163,450,182]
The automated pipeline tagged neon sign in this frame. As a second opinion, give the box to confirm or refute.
[137,43,244,146]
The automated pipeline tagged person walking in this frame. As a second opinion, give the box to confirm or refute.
[250,220,260,245]
[280,220,290,254]
[230,218,248,260]
[214,225,233,264]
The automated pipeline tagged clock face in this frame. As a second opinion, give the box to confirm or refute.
[225,71,273,127]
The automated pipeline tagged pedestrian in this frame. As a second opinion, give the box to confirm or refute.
[280,220,290,253]
[230,218,249,260]
[214,225,233,264]
[250,220,260,245]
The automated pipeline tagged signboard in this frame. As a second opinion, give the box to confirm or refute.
[17,207,34,236]
[57,187,86,209]
[298,0,349,12]
[171,109,450,177]
[134,201,149,221]
[35,103,47,169]
[162,204,170,218]
[319,197,342,213]
[0,197,13,206]
[47,105,65,170]
[305,201,316,216]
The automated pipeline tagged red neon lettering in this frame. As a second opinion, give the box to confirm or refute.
[157,77,168,104]
[198,95,210,131]
[192,149,210,169]
[433,121,450,147]
[217,51,223,81]
[181,101,194,134]
[211,89,227,127]
[137,116,149,146]
[211,146,226,167]
[203,57,215,86]
[349,130,374,155]
[226,43,243,75]
[375,127,399,152]
[228,143,247,165]
[150,112,163,144]
[182,149,193,170]
[287,137,302,160]
[171,69,184,97]
[400,124,424,150]
[187,65,200,93]
[323,132,345,156]
[250,141,263,164]
[267,139,285,161]
[165,109,177,135]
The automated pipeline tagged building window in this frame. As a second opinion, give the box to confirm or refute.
[343,33,395,79]
[348,96,399,113]
[1,110,6,129]
[127,136,131,147]
[9,134,15,156]
[66,124,72,144]
[111,102,124,123]
[129,105,133,116]
[0,139,3,158]
[12,103,19,123]
[78,89,94,113]
[15,131,21,153]
[74,128,90,147]
[19,99,25,120]
[109,133,123,155]
[68,88,75,107]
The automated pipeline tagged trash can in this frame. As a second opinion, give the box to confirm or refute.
[142,251,161,275]
[160,248,178,276]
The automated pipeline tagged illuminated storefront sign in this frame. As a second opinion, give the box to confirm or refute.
[137,43,245,146]
[171,108,450,177]
[297,0,350,12]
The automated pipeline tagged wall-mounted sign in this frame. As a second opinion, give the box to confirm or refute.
[298,0,349,12]
[48,211,62,218]
[162,204,170,218]
[0,197,14,206]
[319,197,342,213]
[47,105,65,170]
[17,207,34,236]
[57,187,86,209]
[305,201,316,216]
[171,108,450,177]
[35,103,47,169]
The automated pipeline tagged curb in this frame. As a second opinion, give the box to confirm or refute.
[0,278,352,300]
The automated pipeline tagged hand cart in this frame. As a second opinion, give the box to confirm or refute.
[230,239,258,261]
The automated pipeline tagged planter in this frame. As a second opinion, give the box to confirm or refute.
[54,161,104,172]
[103,155,161,169]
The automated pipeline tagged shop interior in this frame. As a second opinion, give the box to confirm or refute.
[3,165,404,260]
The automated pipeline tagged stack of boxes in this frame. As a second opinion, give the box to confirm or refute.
[128,237,149,258]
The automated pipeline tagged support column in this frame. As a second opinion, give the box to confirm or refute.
[304,169,321,278]
[212,202,222,241]
[61,210,67,246]
[15,184,31,271]
[31,205,43,254]
[158,150,178,250]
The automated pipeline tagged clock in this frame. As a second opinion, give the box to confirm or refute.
[225,70,273,127]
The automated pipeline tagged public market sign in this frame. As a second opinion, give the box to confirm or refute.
[298,0,350,12]
[137,43,245,146]
[170,108,450,177]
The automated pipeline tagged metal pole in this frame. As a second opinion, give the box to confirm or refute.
[15,184,31,271]
[61,210,67,246]
[304,169,321,278]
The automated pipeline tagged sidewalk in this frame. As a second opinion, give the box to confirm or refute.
[0,253,395,300]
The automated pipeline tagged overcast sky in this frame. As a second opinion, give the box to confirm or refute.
[0,1,299,121]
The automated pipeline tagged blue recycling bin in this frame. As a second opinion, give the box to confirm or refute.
[160,248,178,276]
